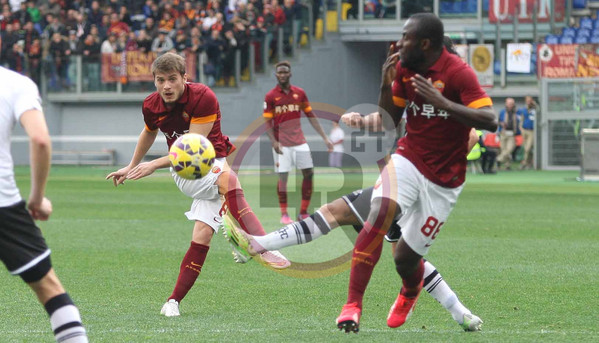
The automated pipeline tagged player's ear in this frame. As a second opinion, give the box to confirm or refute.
[420,38,430,50]
[183,73,188,82]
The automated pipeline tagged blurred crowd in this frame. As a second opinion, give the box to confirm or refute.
[0,0,315,89]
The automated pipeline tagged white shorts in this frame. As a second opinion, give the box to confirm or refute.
[171,157,227,231]
[273,143,314,173]
[371,154,463,256]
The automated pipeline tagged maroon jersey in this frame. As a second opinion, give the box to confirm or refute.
[142,83,234,158]
[392,48,492,188]
[263,84,312,147]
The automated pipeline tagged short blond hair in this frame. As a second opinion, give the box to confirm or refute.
[151,52,186,76]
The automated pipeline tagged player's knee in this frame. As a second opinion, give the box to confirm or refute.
[301,168,313,179]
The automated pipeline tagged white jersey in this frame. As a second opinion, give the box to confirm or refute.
[0,67,43,207]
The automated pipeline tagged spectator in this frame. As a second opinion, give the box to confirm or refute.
[65,9,79,32]
[136,28,153,52]
[78,33,102,90]
[201,9,217,33]
[74,12,91,40]
[87,0,104,28]
[124,31,138,51]
[182,1,197,22]
[1,7,17,32]
[2,24,20,66]
[328,120,344,168]
[174,12,191,34]
[6,40,26,74]
[101,31,118,53]
[118,5,133,28]
[519,96,537,170]
[42,13,65,40]
[108,12,130,37]
[496,97,520,170]
[222,29,237,86]
[151,29,174,55]
[188,34,203,55]
[48,32,71,90]
[158,11,175,33]
[143,16,158,38]
[174,29,189,53]
[26,1,42,33]
[27,37,42,85]
[115,31,127,52]
[204,28,225,86]
[13,1,31,26]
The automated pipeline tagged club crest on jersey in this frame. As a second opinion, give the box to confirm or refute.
[212,166,221,174]
[293,93,299,99]
[433,80,445,91]
[374,179,383,189]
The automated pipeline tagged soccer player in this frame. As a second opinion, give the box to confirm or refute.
[263,61,334,224]
[0,65,88,342]
[226,116,483,332]
[336,13,497,332]
[106,52,289,317]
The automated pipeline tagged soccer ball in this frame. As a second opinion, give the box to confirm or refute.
[169,133,216,180]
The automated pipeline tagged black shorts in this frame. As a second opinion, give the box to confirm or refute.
[0,201,51,282]
[341,187,401,242]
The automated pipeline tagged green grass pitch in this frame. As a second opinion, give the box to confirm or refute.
[2,166,598,342]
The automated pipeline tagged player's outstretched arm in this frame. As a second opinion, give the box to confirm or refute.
[106,128,158,186]
[21,109,53,221]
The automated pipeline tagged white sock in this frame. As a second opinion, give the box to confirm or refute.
[45,293,88,343]
[423,260,471,324]
[254,210,331,251]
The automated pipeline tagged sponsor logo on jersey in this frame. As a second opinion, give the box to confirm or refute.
[433,80,445,91]
[275,104,300,114]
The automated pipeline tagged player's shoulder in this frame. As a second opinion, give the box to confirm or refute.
[0,67,38,93]
[290,85,306,94]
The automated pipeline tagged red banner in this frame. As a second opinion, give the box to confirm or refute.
[537,44,578,78]
[101,52,197,83]
[576,45,599,78]
[489,0,564,24]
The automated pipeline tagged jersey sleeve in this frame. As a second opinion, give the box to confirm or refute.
[391,62,407,108]
[300,90,312,113]
[142,102,158,132]
[263,92,274,119]
[453,66,493,109]
[13,77,42,120]
[190,87,219,124]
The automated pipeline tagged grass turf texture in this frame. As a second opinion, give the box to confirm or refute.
[2,166,598,342]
